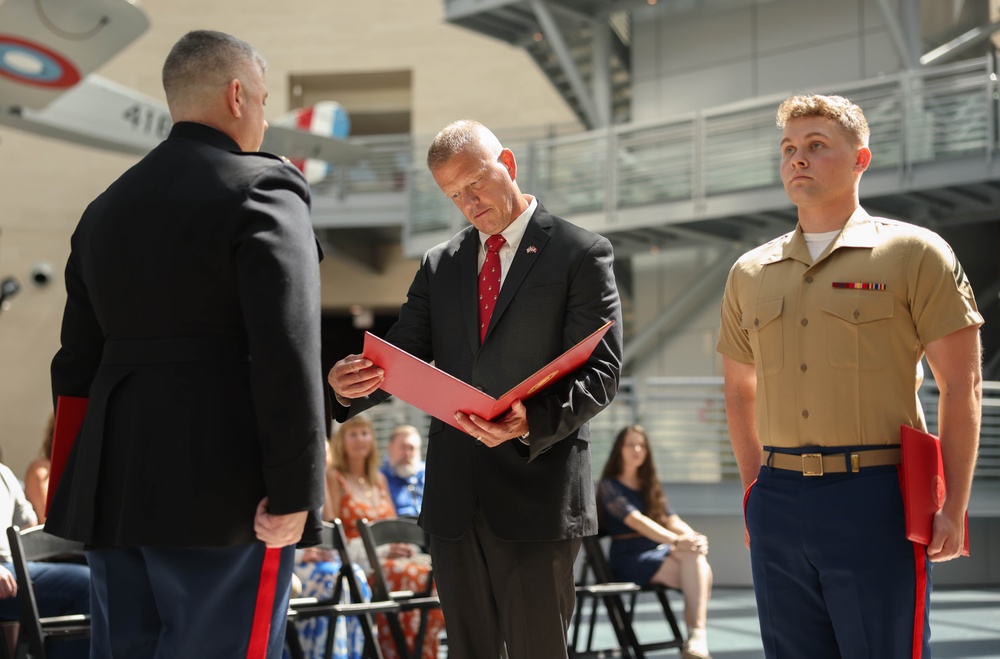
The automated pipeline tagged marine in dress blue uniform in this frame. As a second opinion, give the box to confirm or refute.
[48,31,326,658]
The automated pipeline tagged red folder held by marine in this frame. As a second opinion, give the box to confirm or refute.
[900,424,970,557]
[363,320,615,432]
[46,395,89,516]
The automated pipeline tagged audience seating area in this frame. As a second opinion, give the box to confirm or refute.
[357,517,442,659]
[3,525,90,659]
[285,519,400,659]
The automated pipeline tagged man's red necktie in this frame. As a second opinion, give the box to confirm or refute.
[479,234,506,343]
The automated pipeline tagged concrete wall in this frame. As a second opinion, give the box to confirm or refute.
[620,0,908,385]
[631,0,902,122]
[627,246,734,379]
[0,0,579,480]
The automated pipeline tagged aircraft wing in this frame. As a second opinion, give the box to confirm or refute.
[0,73,168,155]
[262,125,369,166]
[0,72,370,165]
[0,0,150,111]
[0,0,369,167]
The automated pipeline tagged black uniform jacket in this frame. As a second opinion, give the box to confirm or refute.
[48,122,327,549]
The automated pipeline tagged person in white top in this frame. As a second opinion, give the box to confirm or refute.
[0,462,90,659]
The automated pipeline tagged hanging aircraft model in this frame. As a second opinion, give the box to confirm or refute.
[0,0,367,175]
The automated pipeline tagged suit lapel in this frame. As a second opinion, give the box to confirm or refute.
[485,205,552,342]
[459,228,482,355]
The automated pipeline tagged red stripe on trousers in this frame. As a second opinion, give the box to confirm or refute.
[246,547,281,659]
[900,464,928,659]
[910,541,928,659]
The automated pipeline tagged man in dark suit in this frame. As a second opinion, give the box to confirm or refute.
[329,120,623,658]
[47,30,326,658]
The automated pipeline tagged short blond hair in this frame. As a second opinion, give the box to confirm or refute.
[426,120,503,171]
[776,94,870,146]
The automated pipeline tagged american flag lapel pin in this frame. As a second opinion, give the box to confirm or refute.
[526,245,537,254]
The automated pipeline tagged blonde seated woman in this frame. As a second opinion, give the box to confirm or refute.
[597,425,714,659]
[326,415,444,659]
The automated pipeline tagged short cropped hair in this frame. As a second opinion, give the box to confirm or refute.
[426,120,503,171]
[162,30,265,104]
[776,94,870,146]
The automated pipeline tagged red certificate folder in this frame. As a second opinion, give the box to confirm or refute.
[900,424,970,556]
[363,320,614,431]
[46,395,89,516]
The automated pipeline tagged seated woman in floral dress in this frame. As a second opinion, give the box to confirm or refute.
[328,415,445,659]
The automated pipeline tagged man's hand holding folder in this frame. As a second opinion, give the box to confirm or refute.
[359,321,614,440]
[329,354,385,406]
[900,425,970,559]
[329,321,615,449]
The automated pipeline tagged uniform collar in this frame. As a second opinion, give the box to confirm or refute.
[168,121,241,152]
[763,206,877,265]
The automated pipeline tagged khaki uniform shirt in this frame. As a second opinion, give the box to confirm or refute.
[717,207,983,448]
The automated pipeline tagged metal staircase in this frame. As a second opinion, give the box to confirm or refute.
[443,0,633,127]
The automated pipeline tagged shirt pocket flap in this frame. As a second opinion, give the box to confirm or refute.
[741,297,783,331]
[822,293,894,325]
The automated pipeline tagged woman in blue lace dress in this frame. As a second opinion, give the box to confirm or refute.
[597,425,714,659]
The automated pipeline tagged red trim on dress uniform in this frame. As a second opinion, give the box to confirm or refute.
[900,465,928,659]
[910,540,928,659]
[246,547,281,659]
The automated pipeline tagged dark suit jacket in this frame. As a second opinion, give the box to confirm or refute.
[344,203,623,542]
[48,122,327,549]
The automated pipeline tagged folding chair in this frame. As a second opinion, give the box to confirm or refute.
[356,518,441,659]
[571,535,685,658]
[571,535,642,659]
[286,519,400,659]
[5,525,90,659]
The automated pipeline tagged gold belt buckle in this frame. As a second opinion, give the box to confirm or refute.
[801,453,824,476]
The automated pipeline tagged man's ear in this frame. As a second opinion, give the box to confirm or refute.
[226,79,242,118]
[854,146,872,172]
[499,148,517,180]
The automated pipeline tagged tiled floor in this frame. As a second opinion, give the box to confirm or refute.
[431,586,999,657]
[575,586,1000,658]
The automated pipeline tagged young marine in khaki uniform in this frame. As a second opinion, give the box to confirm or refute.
[718,94,983,658]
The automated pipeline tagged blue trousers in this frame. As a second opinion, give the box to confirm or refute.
[745,463,932,658]
[87,543,294,659]
[0,560,90,659]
